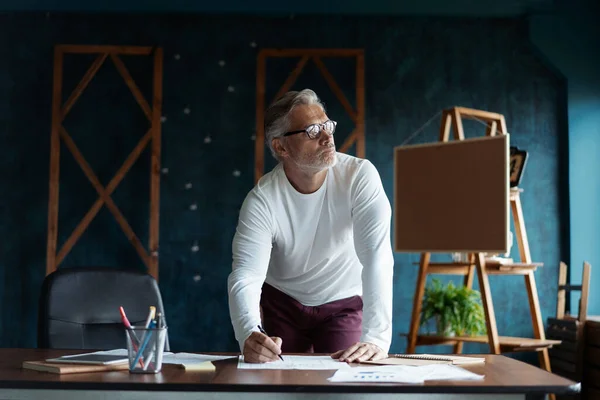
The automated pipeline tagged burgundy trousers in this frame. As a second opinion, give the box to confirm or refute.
[260,283,363,353]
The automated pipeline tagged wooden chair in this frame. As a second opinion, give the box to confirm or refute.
[546,261,591,385]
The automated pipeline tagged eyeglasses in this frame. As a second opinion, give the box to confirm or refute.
[283,120,337,139]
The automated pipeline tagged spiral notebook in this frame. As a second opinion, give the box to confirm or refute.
[363,354,485,366]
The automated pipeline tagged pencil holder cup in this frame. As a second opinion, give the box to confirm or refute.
[126,326,168,373]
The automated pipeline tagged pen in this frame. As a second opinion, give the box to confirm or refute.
[132,306,155,368]
[136,306,156,347]
[143,313,165,370]
[119,306,144,368]
[119,306,136,333]
[144,306,156,329]
[257,325,284,361]
[156,312,165,329]
[133,320,156,369]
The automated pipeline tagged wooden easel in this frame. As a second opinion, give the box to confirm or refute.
[405,107,560,375]
[46,45,163,280]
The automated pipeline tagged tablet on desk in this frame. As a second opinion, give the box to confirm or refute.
[46,353,129,365]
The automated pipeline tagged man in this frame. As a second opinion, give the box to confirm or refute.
[227,89,394,364]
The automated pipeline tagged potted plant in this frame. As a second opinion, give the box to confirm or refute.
[420,278,487,337]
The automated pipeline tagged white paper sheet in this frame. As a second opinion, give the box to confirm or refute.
[92,349,133,356]
[81,349,173,357]
[238,355,351,370]
[162,353,237,367]
[328,364,484,383]
[92,350,235,368]
[418,364,485,381]
[327,366,425,383]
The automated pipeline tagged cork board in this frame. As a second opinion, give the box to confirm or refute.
[393,135,509,253]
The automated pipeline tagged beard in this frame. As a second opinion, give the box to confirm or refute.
[290,145,337,172]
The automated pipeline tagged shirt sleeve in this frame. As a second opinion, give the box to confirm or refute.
[350,160,394,353]
[227,189,274,352]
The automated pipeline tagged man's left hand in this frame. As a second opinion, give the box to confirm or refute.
[330,342,387,363]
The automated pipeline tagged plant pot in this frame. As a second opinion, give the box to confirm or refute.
[435,317,455,337]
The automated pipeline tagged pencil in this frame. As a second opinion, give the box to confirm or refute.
[257,325,284,361]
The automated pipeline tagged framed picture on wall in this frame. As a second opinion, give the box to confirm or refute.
[510,146,528,187]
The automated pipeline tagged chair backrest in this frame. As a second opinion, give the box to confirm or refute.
[38,267,169,351]
[556,261,591,322]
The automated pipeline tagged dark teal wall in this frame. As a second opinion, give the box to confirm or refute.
[529,6,600,315]
[0,12,566,355]
[3,3,597,315]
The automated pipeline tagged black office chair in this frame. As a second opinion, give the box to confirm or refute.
[38,267,170,351]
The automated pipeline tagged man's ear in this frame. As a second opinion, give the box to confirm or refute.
[272,137,288,159]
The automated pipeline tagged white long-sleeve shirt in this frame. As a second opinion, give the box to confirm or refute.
[227,152,394,353]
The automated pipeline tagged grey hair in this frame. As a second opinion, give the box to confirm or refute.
[264,89,326,161]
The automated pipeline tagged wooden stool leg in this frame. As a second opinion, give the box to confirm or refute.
[407,252,430,354]
[524,270,551,372]
[578,262,591,322]
[475,253,501,354]
[556,262,568,319]
[525,269,555,400]
[512,188,553,376]
[574,262,591,384]
[454,254,475,354]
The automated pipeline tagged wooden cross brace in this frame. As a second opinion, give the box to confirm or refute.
[254,49,365,183]
[438,106,508,142]
[46,45,163,280]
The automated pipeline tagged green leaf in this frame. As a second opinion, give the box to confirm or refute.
[419,278,487,336]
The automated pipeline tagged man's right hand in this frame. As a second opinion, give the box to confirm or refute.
[243,331,283,363]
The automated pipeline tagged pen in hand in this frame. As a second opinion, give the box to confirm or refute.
[257,325,284,361]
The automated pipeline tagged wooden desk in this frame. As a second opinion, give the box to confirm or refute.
[0,349,580,400]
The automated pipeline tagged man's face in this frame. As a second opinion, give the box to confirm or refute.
[276,104,337,172]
